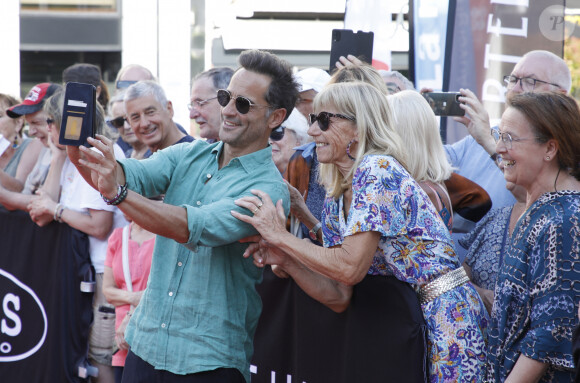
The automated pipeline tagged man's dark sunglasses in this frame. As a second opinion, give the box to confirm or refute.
[309,112,355,131]
[106,116,127,129]
[216,89,272,114]
[116,80,138,89]
[270,126,285,141]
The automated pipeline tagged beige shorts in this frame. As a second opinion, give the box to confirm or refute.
[88,273,116,366]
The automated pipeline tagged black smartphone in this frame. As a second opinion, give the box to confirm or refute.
[329,29,374,73]
[59,82,96,147]
[422,92,465,117]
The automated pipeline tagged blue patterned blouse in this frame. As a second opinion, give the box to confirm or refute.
[486,191,580,382]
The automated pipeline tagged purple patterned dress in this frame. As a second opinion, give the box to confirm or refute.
[321,155,489,383]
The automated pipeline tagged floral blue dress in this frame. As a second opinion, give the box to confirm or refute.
[486,191,580,382]
[322,155,488,383]
[460,206,513,290]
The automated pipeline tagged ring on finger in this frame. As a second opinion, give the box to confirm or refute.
[257,202,263,208]
[252,207,259,214]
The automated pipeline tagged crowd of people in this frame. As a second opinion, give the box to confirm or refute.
[1,47,580,383]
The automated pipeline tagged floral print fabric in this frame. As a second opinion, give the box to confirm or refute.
[486,191,580,382]
[322,155,488,383]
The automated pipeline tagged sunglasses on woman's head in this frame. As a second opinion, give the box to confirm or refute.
[216,89,273,115]
[270,126,285,141]
[309,112,355,131]
[106,116,127,129]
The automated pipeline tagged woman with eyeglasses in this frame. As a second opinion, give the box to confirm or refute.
[108,92,150,160]
[232,81,488,382]
[485,92,580,383]
[269,108,311,175]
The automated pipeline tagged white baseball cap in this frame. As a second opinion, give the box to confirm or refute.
[295,68,330,93]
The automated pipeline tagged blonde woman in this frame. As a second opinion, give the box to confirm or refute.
[388,90,454,231]
[233,82,488,382]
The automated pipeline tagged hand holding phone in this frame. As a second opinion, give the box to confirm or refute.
[422,92,465,117]
[59,82,96,147]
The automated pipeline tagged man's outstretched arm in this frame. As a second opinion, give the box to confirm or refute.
[68,135,189,243]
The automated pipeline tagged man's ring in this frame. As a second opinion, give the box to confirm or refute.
[252,207,259,214]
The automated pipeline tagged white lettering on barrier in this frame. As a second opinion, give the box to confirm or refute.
[0,268,47,362]
[1,293,21,337]
[249,365,307,383]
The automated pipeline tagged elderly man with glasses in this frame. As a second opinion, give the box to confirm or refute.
[189,67,234,142]
[66,49,296,383]
[444,50,571,261]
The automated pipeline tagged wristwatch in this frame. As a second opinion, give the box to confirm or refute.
[309,222,322,241]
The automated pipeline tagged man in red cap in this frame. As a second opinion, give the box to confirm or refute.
[0,82,61,211]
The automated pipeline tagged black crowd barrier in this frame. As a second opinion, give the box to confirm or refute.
[0,207,93,382]
[251,267,428,383]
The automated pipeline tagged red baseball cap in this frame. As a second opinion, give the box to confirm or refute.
[6,83,61,118]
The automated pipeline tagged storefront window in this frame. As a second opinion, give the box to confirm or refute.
[21,0,117,12]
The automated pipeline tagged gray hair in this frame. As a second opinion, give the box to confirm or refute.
[193,67,234,91]
[521,50,571,92]
[115,64,156,83]
[378,70,415,91]
[124,80,169,108]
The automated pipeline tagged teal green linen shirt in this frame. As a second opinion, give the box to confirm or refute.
[120,140,289,382]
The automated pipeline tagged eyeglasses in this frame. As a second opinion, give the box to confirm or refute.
[270,126,285,141]
[216,89,272,114]
[503,75,560,92]
[309,112,355,131]
[187,97,218,111]
[106,116,127,129]
[46,118,54,125]
[491,128,537,149]
[116,80,138,89]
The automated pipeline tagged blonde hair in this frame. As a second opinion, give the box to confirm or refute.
[387,90,452,183]
[327,63,389,95]
[315,82,407,198]
[387,90,453,183]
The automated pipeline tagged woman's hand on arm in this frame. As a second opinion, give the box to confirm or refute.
[505,354,548,383]
[233,189,380,286]
[244,236,353,312]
